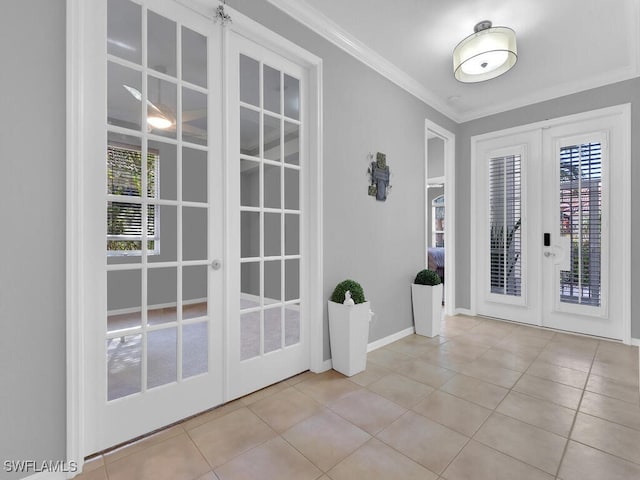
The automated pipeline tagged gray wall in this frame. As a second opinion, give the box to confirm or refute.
[427,136,445,251]
[427,136,445,179]
[456,77,640,338]
[228,0,457,359]
[0,1,67,478]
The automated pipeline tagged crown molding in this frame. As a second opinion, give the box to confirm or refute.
[458,65,640,123]
[458,0,640,123]
[266,0,460,123]
[267,0,640,125]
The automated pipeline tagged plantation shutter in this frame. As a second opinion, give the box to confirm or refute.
[489,155,522,296]
[559,142,602,306]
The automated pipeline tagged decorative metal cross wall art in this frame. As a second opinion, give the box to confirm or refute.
[368,152,391,201]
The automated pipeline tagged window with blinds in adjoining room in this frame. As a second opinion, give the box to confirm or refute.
[107,143,160,256]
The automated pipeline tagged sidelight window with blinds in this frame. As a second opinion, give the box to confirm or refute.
[489,155,522,297]
[559,142,602,306]
[107,143,160,255]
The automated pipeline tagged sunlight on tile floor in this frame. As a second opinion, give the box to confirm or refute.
[77,315,640,480]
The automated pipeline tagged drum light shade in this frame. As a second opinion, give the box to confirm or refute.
[453,21,517,83]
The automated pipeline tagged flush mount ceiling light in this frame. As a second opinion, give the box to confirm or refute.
[453,20,517,83]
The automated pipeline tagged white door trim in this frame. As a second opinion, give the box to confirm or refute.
[470,104,631,343]
[424,120,456,315]
[66,0,85,472]
[67,0,324,470]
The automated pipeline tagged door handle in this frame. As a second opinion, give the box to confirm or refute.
[211,259,222,270]
[544,251,555,257]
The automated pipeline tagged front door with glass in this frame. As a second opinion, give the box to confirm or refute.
[474,107,629,340]
[474,131,542,326]
[540,112,627,339]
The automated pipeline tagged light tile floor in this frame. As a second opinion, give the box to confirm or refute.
[77,315,640,480]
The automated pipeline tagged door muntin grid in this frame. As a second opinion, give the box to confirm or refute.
[106,0,211,400]
[239,54,302,361]
[558,142,602,307]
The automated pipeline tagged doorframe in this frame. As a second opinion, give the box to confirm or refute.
[66,0,323,470]
[469,104,631,343]
[424,120,456,315]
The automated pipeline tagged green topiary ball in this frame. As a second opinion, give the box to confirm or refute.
[330,279,366,304]
[414,269,441,286]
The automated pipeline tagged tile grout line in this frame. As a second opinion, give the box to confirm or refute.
[557,343,640,470]
[435,329,557,478]
[183,402,282,478]
[367,411,444,478]
[275,384,371,476]
[92,325,633,479]
[552,339,599,479]
[184,423,218,475]
[291,372,456,477]
[287,373,385,475]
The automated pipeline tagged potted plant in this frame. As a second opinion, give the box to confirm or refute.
[327,279,371,376]
[411,269,443,337]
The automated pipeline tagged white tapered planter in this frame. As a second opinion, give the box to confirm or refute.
[328,301,371,376]
[411,283,443,337]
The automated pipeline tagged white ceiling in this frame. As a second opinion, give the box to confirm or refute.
[267,0,640,123]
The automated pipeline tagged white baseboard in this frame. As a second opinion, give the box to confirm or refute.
[322,327,415,372]
[631,338,640,347]
[367,327,415,352]
[319,359,332,372]
[310,359,332,373]
[454,308,475,316]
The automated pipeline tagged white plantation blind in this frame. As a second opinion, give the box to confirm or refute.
[107,144,159,255]
[559,142,602,306]
[489,155,522,297]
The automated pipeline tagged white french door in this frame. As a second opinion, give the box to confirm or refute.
[85,0,224,453]
[474,106,630,340]
[226,32,310,400]
[79,0,317,454]
[540,115,628,339]
[475,131,542,326]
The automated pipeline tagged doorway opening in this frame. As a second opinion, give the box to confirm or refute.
[67,0,323,465]
[425,121,455,315]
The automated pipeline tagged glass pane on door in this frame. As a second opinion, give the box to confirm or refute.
[489,155,522,296]
[106,4,211,401]
[559,143,602,306]
[238,54,302,361]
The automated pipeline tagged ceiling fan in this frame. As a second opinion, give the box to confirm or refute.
[122,84,207,140]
